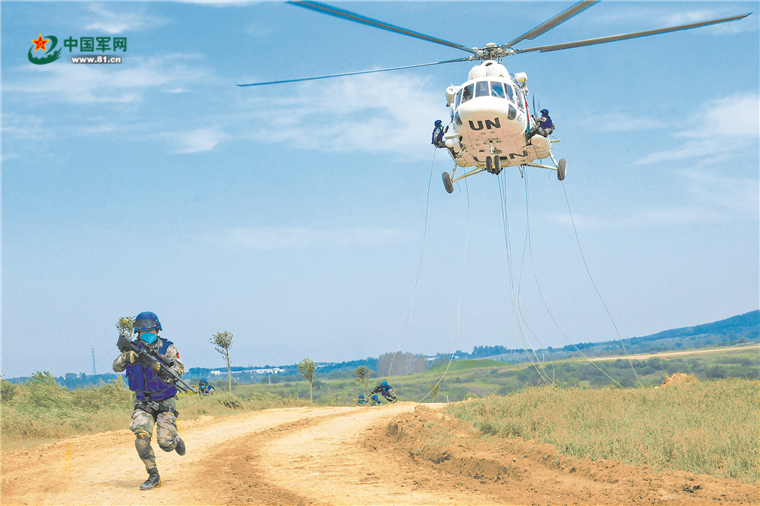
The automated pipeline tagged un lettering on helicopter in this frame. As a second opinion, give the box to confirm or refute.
[238,1,751,193]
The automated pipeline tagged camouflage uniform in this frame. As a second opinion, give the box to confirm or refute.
[113,338,184,472]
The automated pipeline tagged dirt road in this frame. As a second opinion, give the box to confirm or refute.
[2,403,757,505]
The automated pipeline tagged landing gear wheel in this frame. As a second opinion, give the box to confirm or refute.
[557,159,567,181]
[485,156,493,174]
[442,172,454,194]
[494,155,502,175]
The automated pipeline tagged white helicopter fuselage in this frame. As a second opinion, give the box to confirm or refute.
[443,61,552,169]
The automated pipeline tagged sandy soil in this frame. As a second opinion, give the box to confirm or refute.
[589,344,760,362]
[2,402,757,505]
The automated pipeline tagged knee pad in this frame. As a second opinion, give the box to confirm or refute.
[134,431,152,459]
[157,438,176,453]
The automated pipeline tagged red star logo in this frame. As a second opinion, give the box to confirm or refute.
[31,34,49,52]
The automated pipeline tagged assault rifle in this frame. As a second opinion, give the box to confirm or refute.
[117,335,197,394]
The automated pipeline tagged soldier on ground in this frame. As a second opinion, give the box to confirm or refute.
[113,311,186,491]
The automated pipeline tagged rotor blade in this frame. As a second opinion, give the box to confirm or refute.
[505,0,598,47]
[237,58,471,87]
[515,13,751,54]
[289,1,476,54]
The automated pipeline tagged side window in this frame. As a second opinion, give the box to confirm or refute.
[514,87,524,110]
[475,81,489,98]
[490,81,505,99]
[461,84,474,104]
[455,89,463,109]
[505,83,514,101]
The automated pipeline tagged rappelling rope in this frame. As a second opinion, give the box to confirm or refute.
[498,170,554,386]
[562,182,642,387]
[519,173,625,388]
[418,177,470,403]
[387,149,436,380]
[515,172,558,385]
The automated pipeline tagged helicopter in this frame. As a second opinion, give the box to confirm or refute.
[239,1,751,193]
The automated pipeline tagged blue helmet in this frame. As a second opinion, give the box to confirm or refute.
[358,394,365,398]
[540,109,549,116]
[435,120,442,126]
[134,311,162,332]
[381,381,388,387]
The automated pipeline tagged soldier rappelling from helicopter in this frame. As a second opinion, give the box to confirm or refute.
[431,119,447,148]
[529,109,555,139]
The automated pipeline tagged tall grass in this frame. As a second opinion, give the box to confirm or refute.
[0,373,314,450]
[446,378,759,483]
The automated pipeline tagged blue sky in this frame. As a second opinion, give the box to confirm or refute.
[2,1,758,379]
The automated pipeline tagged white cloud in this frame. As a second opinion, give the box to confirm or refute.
[549,169,758,230]
[2,112,46,139]
[577,112,667,132]
[175,0,259,6]
[172,127,228,153]
[194,226,402,250]
[590,6,755,36]
[86,4,168,34]
[242,73,444,159]
[548,206,725,230]
[634,92,759,166]
[663,9,755,35]
[682,170,759,217]
[5,54,206,105]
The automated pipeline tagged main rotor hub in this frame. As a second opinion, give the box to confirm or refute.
[471,44,516,61]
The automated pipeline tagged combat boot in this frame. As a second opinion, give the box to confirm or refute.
[175,437,186,456]
[140,468,161,490]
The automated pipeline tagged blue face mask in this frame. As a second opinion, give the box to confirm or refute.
[141,332,158,345]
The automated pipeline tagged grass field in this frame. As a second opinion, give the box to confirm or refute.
[445,378,759,483]
[3,345,757,480]
[0,373,311,451]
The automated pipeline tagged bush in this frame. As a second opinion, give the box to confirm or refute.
[1,379,16,402]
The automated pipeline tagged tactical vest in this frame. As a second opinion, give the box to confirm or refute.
[125,337,178,401]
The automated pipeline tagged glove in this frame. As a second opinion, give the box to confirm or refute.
[123,351,138,364]
[151,362,162,374]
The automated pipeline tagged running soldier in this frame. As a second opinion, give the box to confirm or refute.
[113,311,186,490]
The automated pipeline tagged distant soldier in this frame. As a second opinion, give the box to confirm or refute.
[113,311,186,491]
[198,378,215,395]
[358,394,367,405]
[371,381,397,403]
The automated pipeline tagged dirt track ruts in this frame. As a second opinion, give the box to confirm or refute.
[2,402,757,505]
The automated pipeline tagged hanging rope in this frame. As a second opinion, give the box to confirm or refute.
[498,170,555,386]
[562,182,642,387]
[387,149,436,380]
[418,177,470,402]
[519,173,625,388]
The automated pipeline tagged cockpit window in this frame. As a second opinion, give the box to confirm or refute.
[475,81,490,98]
[505,83,514,101]
[490,81,505,99]
[515,89,524,111]
[455,89,463,109]
[461,84,474,104]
